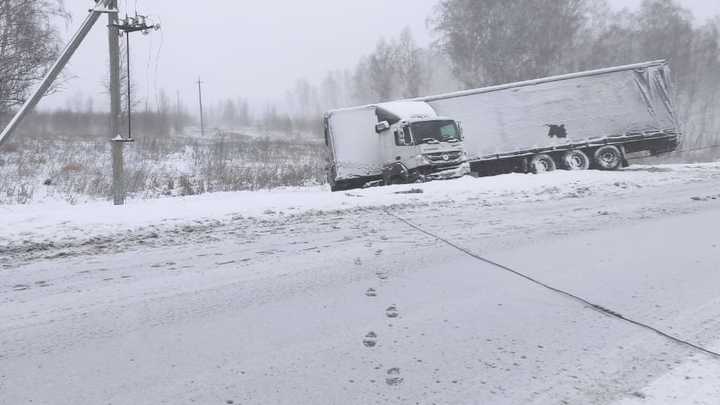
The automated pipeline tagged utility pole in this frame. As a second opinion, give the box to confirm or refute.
[175,90,182,134]
[197,78,205,137]
[108,11,160,205]
[107,0,125,206]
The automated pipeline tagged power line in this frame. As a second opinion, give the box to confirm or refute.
[111,13,161,140]
[385,210,720,360]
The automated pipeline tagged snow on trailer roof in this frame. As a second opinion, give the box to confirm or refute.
[376,101,438,120]
[325,100,437,119]
[416,60,668,102]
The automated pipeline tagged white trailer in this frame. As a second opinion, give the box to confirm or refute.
[421,60,680,175]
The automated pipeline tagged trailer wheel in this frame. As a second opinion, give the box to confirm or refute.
[529,154,557,174]
[593,145,623,170]
[561,150,590,170]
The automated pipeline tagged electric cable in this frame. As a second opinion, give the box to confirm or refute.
[384,210,720,360]
[152,16,164,111]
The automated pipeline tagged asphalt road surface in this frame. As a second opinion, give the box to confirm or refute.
[2,168,720,404]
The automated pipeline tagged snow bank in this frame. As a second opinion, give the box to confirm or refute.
[2,162,719,245]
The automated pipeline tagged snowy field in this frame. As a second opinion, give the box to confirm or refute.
[0,133,326,204]
[2,162,720,404]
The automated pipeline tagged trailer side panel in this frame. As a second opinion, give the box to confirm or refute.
[426,64,678,160]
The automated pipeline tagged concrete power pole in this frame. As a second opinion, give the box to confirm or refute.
[108,9,160,205]
[108,0,125,206]
[197,78,205,137]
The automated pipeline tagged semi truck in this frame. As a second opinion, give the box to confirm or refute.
[323,60,680,191]
[323,101,470,191]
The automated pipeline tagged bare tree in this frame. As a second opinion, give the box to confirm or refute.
[0,0,68,115]
[320,72,340,110]
[366,38,398,101]
[636,0,694,84]
[222,99,237,125]
[395,28,425,98]
[236,97,252,126]
[352,57,374,104]
[287,78,320,122]
[431,0,588,87]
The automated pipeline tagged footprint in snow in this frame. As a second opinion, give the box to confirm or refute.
[13,284,30,291]
[376,272,388,280]
[363,332,378,348]
[365,288,377,297]
[385,305,399,318]
[385,368,404,386]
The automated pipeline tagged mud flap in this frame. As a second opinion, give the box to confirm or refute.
[383,162,411,185]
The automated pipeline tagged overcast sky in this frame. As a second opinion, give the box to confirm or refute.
[39,0,720,112]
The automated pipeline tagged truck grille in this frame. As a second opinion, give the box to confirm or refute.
[426,151,463,162]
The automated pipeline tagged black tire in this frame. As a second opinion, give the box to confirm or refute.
[529,154,557,174]
[593,145,623,170]
[561,150,590,170]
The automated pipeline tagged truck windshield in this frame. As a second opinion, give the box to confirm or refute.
[411,120,461,144]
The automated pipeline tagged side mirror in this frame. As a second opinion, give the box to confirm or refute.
[375,120,391,133]
[456,121,464,140]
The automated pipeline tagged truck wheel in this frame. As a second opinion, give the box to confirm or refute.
[593,146,623,170]
[561,150,590,170]
[530,154,557,174]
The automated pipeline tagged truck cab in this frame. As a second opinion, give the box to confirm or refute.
[374,102,470,185]
[324,101,470,191]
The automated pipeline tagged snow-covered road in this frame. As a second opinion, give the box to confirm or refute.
[2,164,720,404]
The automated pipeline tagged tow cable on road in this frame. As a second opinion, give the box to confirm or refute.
[384,210,720,360]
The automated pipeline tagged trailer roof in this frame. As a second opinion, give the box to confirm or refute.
[324,60,667,115]
[417,60,667,102]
